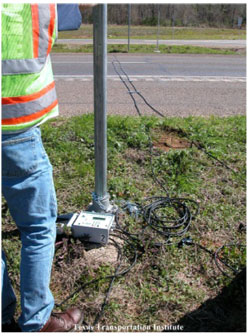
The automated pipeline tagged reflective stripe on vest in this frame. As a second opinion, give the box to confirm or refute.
[33,4,56,57]
[2,81,57,120]
[2,4,56,75]
[2,100,58,125]
[2,105,59,133]
[2,57,47,75]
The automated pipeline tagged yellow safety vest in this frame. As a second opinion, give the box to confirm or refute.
[2,3,59,133]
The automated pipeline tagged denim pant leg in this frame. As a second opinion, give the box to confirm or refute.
[1,250,17,324]
[2,127,57,332]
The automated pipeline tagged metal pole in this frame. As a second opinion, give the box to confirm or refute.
[172,6,175,40]
[89,4,113,212]
[128,4,131,52]
[154,4,160,53]
[157,4,160,49]
[154,5,160,52]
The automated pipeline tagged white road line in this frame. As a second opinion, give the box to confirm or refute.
[205,79,222,82]
[54,75,246,83]
[54,75,246,79]
[53,61,147,64]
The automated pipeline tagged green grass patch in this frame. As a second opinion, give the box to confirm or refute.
[58,24,246,40]
[2,115,246,331]
[52,43,239,55]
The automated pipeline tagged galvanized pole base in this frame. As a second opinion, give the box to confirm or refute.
[88,193,118,214]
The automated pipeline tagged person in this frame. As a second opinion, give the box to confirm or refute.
[2,3,95,332]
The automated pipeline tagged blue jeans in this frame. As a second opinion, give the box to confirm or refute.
[2,127,57,332]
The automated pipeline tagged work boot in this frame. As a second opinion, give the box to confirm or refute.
[40,307,84,332]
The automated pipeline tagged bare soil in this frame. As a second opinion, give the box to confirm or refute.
[153,130,191,152]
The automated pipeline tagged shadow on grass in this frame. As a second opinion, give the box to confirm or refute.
[164,268,246,332]
[2,229,20,239]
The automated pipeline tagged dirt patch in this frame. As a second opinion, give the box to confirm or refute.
[83,242,119,268]
[74,235,125,270]
[153,130,191,152]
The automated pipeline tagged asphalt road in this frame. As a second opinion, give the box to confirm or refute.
[51,53,246,117]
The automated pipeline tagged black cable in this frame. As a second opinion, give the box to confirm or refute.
[112,60,141,116]
[112,56,165,118]
[143,197,193,239]
[214,243,246,278]
[186,135,237,173]
[178,238,246,279]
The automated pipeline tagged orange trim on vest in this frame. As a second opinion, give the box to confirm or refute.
[47,4,55,56]
[2,82,55,105]
[31,4,39,58]
[2,100,58,125]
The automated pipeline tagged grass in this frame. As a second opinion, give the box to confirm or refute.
[2,115,246,331]
[52,43,240,55]
[58,24,246,40]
